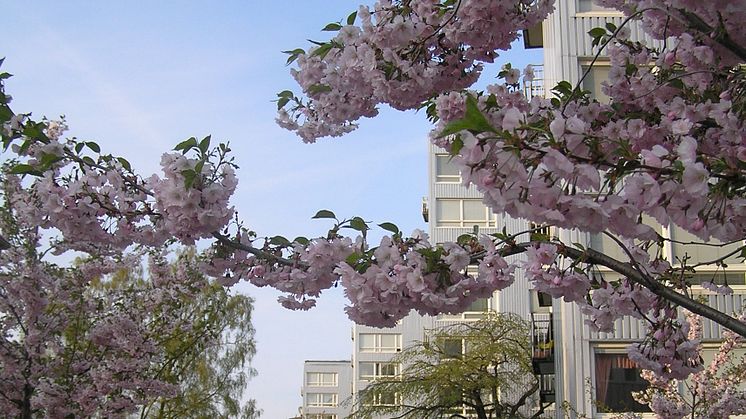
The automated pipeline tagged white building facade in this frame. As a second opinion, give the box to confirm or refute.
[310,2,746,418]
[301,360,353,419]
[539,2,746,417]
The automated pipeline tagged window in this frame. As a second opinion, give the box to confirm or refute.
[581,64,611,103]
[594,353,650,413]
[306,392,338,407]
[363,391,401,407]
[306,372,338,386]
[358,333,402,353]
[306,415,336,419]
[436,199,497,228]
[441,338,465,359]
[359,362,400,380]
[577,0,618,13]
[670,226,744,267]
[466,297,489,312]
[436,154,461,182]
[689,271,746,287]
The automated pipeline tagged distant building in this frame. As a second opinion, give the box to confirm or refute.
[300,360,352,419]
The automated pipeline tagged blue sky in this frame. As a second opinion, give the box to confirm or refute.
[3,2,541,417]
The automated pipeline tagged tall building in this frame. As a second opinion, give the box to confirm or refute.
[534,2,746,417]
[310,2,746,418]
[301,360,353,419]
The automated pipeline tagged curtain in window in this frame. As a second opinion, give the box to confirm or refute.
[595,354,614,404]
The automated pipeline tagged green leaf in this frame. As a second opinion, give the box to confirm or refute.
[605,22,617,33]
[269,235,291,246]
[346,11,357,25]
[182,169,197,189]
[282,48,304,56]
[312,209,337,219]
[8,163,37,175]
[194,160,205,175]
[174,137,198,153]
[117,157,132,171]
[75,142,85,154]
[322,22,342,31]
[293,236,310,246]
[572,242,586,251]
[588,27,606,39]
[39,152,62,168]
[199,135,211,153]
[457,234,473,245]
[85,141,100,153]
[348,217,368,232]
[450,135,464,156]
[310,43,334,60]
[282,49,305,66]
[277,90,294,98]
[307,83,332,95]
[378,222,400,234]
[345,252,361,266]
[436,94,496,138]
[277,96,290,110]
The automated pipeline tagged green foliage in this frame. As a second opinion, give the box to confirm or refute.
[137,252,260,419]
[349,313,550,419]
[437,94,497,138]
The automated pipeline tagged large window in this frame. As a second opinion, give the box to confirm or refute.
[436,199,497,228]
[435,154,460,182]
[358,333,402,353]
[670,226,743,266]
[359,362,400,381]
[306,372,338,387]
[306,392,338,407]
[594,353,650,413]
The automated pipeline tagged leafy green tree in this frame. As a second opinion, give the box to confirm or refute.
[135,257,260,419]
[349,313,551,419]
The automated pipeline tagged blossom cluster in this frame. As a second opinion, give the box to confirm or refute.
[631,311,746,417]
[278,0,553,142]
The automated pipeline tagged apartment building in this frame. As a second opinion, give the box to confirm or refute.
[301,360,353,419]
[536,2,746,417]
[307,2,745,418]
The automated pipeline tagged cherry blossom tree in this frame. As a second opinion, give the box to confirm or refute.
[3,0,746,397]
[0,165,258,417]
[630,311,746,418]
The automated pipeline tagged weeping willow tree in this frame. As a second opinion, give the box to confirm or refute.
[350,313,550,419]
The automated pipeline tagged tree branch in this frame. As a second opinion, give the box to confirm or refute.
[495,242,746,338]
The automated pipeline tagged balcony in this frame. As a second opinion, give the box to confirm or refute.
[531,313,555,404]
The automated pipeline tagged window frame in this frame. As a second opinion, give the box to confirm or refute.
[358,362,401,381]
[306,392,338,408]
[435,154,461,183]
[435,198,498,228]
[306,371,338,387]
[358,333,402,353]
[592,349,651,415]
